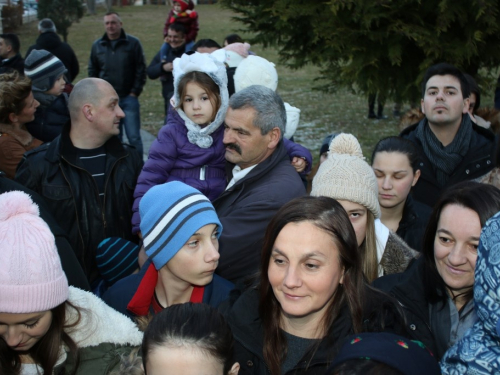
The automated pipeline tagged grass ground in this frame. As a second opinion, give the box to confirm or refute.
[15,3,496,163]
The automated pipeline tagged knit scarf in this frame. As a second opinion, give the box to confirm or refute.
[415,116,472,187]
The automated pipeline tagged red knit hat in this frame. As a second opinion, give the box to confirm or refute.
[173,0,189,12]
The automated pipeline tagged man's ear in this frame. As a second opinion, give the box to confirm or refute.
[228,362,240,375]
[267,127,281,149]
[462,97,471,114]
[420,98,425,115]
[82,104,93,121]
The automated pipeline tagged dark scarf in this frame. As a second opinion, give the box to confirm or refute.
[415,115,473,187]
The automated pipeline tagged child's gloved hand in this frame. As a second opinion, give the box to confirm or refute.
[291,157,307,173]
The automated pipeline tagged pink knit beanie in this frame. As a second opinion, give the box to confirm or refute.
[0,191,68,313]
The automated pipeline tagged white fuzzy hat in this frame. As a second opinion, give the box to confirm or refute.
[171,52,229,148]
[234,55,278,93]
[284,103,300,139]
[311,133,381,218]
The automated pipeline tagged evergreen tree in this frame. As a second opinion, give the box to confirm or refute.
[38,0,83,42]
[221,0,500,104]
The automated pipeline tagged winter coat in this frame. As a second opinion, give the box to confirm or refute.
[0,53,24,75]
[373,256,470,360]
[0,124,42,179]
[103,259,234,319]
[0,174,90,291]
[395,195,432,252]
[88,29,147,98]
[225,286,406,375]
[214,141,306,283]
[441,211,500,374]
[375,219,419,276]
[27,32,80,82]
[163,9,199,42]
[25,93,70,143]
[400,118,497,207]
[21,287,142,374]
[15,124,143,284]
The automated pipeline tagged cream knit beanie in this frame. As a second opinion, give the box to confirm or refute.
[311,133,381,218]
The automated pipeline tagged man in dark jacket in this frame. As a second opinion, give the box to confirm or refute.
[89,12,147,157]
[0,33,24,75]
[26,18,80,83]
[15,78,143,287]
[214,85,306,283]
[400,63,496,208]
[147,23,187,118]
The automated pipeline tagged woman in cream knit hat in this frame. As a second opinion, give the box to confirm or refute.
[311,133,418,282]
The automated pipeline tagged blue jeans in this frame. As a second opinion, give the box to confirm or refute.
[119,95,143,157]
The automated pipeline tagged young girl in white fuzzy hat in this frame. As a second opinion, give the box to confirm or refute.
[131,52,311,236]
[0,191,142,374]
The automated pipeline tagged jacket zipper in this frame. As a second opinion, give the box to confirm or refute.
[200,165,206,180]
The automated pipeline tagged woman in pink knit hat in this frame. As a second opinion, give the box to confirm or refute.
[0,191,142,374]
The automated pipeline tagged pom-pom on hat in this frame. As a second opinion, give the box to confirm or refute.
[234,55,278,93]
[0,191,68,313]
[223,42,251,68]
[311,133,381,218]
[140,181,222,271]
[24,49,67,93]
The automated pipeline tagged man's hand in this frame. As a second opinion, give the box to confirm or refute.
[129,92,137,97]
[162,62,173,72]
[291,157,307,173]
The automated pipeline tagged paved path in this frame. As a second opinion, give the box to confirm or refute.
[140,129,156,161]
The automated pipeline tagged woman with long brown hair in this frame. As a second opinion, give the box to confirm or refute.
[0,191,142,374]
[225,196,405,375]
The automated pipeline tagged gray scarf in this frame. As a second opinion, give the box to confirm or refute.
[415,116,473,186]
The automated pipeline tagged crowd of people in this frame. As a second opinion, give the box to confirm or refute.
[1,1,500,374]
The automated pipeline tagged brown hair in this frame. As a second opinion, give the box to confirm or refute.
[358,211,379,283]
[259,196,365,375]
[177,71,221,123]
[0,301,81,375]
[0,71,33,124]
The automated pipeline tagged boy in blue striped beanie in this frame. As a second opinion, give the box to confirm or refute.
[103,181,234,318]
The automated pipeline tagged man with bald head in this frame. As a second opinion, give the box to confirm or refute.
[16,78,143,286]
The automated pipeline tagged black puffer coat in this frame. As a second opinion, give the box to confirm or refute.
[25,93,70,142]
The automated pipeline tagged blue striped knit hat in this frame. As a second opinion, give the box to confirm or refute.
[140,181,222,270]
[24,49,67,92]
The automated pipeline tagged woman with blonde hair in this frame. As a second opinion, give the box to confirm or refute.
[311,133,418,282]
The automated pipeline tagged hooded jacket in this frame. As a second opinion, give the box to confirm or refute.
[440,211,500,374]
[30,287,143,374]
[27,32,80,82]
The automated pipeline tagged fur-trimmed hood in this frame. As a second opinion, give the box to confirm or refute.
[0,123,35,146]
[54,287,143,367]
[170,52,229,149]
[375,219,419,276]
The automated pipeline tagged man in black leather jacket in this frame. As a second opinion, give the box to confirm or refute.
[15,78,143,287]
[88,12,147,157]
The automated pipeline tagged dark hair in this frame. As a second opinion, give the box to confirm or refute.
[168,22,186,35]
[0,33,20,54]
[177,71,221,122]
[328,359,403,375]
[193,39,221,51]
[464,73,481,113]
[371,136,421,172]
[224,34,244,45]
[0,71,33,124]
[104,11,120,18]
[422,181,500,306]
[421,63,470,99]
[142,303,235,374]
[0,301,80,375]
[259,196,365,375]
